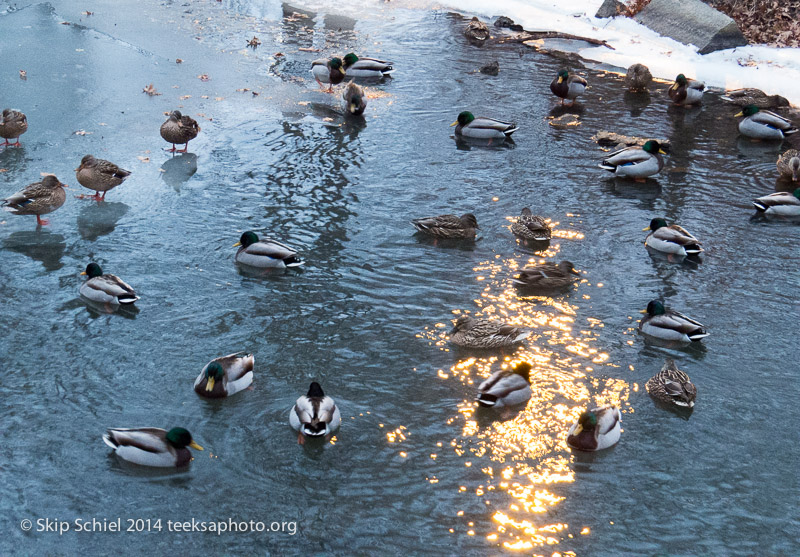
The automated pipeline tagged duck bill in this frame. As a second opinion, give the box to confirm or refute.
[449,121,458,127]
[558,76,564,84]
[189,441,204,451]
[205,377,216,392]
[658,149,667,154]
[80,271,87,276]
[734,111,744,117]
[232,241,242,247]
[642,226,651,231]
[572,424,583,436]
[639,309,648,314]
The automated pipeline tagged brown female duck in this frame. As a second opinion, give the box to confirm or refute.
[0,108,28,147]
[75,155,131,200]
[2,175,67,226]
[160,110,200,152]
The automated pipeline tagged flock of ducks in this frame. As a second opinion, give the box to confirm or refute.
[3,20,798,463]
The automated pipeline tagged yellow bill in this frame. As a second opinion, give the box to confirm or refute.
[189,441,204,451]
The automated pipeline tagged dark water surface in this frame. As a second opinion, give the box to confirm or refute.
[2,0,798,554]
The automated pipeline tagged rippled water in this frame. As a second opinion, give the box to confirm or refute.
[2,1,799,554]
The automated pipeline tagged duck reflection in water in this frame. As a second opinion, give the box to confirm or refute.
[3,229,66,271]
[77,202,129,241]
[82,297,140,319]
[454,135,515,151]
[161,153,198,192]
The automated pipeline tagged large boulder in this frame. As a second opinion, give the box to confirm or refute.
[633,0,747,54]
[595,0,625,19]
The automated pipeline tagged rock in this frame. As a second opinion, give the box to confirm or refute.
[595,0,625,19]
[464,17,490,44]
[549,114,581,128]
[479,60,499,76]
[594,131,670,151]
[624,63,652,92]
[633,0,747,54]
[721,88,790,109]
[494,15,523,32]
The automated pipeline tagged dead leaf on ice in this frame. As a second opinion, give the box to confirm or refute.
[74,130,92,135]
[19,70,27,80]
[137,156,150,163]
[143,83,162,96]
[198,74,210,81]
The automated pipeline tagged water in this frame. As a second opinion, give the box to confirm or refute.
[2,1,799,554]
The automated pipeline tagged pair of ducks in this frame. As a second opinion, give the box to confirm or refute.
[105,368,339,467]
[411,207,551,242]
[311,53,394,116]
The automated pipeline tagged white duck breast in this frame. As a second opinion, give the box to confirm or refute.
[752,191,800,215]
[236,239,303,268]
[290,395,341,437]
[600,146,663,178]
[739,110,797,140]
[458,117,518,140]
[346,57,393,78]
[646,226,703,255]
[477,370,531,408]
[80,274,139,304]
[194,353,255,398]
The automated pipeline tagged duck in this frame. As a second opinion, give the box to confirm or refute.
[735,104,798,140]
[80,262,139,305]
[311,57,346,92]
[289,382,341,439]
[2,175,67,226]
[233,231,304,268]
[550,70,587,106]
[411,212,478,239]
[721,88,789,109]
[476,362,532,408]
[638,300,709,343]
[668,74,705,106]
[752,188,800,216]
[646,359,697,409]
[342,53,393,79]
[0,108,28,146]
[160,110,200,153]
[776,149,800,181]
[342,82,367,116]
[449,316,530,349]
[75,155,131,201]
[624,63,652,92]
[464,17,490,43]
[566,405,621,451]
[511,208,551,241]
[102,427,203,467]
[512,260,580,291]
[599,140,666,180]
[450,111,517,140]
[194,353,254,398]
[643,218,703,256]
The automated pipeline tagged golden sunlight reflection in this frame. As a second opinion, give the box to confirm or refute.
[416,217,631,552]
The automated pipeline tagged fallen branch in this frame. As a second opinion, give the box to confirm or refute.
[498,31,615,50]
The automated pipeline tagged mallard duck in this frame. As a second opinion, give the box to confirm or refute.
[668,74,705,106]
[2,175,67,226]
[639,300,709,342]
[342,82,366,116]
[477,362,532,408]
[233,231,304,268]
[411,213,478,239]
[566,406,621,451]
[342,53,393,79]
[511,208,551,241]
[599,140,665,180]
[194,352,254,398]
[464,17,490,43]
[735,104,798,140]
[722,88,789,109]
[311,57,346,92]
[0,108,28,146]
[646,359,697,409]
[80,262,139,305]
[752,188,800,216]
[75,155,131,200]
[777,149,800,181]
[289,382,341,438]
[624,63,652,92]
[160,110,200,153]
[450,111,517,140]
[102,427,203,467]
[550,70,587,106]
[512,260,579,291]
[643,218,703,256]
[449,316,529,349]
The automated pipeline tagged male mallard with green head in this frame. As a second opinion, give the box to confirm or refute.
[75,155,131,201]
[234,231,304,268]
[752,188,800,216]
[2,175,67,226]
[668,74,704,106]
[567,406,621,451]
[599,140,666,180]
[103,427,203,467]
[289,382,341,441]
[311,57,346,92]
[451,111,517,140]
[80,262,139,305]
[449,316,529,349]
[160,110,200,152]
[0,108,28,146]
[194,353,255,398]
[643,218,703,256]
[735,104,798,140]
[639,300,708,343]
[646,359,696,409]
[550,70,587,106]
[342,53,393,79]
